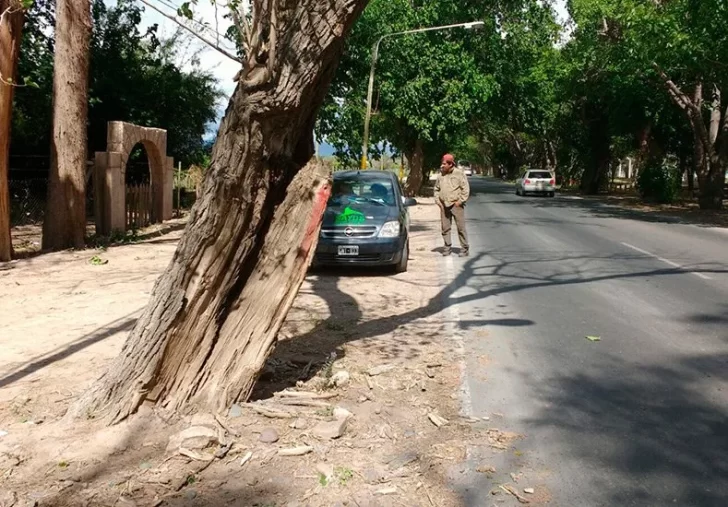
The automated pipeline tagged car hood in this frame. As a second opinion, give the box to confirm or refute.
[322,201,397,227]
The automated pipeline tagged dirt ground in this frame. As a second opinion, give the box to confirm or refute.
[0,199,498,507]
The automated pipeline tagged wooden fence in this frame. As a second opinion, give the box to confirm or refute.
[126,183,153,230]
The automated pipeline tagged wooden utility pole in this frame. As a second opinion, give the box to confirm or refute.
[0,0,24,261]
[42,0,92,250]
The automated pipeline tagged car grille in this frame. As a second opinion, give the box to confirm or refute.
[320,226,378,239]
[316,253,388,263]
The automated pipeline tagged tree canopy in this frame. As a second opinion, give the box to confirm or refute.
[10,0,223,167]
[319,0,727,207]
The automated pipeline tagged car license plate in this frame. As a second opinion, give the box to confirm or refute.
[337,246,359,256]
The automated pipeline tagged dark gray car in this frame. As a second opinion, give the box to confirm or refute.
[313,170,416,272]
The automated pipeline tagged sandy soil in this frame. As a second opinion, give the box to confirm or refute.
[0,200,492,507]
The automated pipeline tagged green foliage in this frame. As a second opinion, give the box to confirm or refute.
[637,160,681,204]
[317,0,724,203]
[336,466,354,485]
[318,0,501,166]
[89,255,109,266]
[318,472,328,487]
[318,0,571,180]
[10,0,223,167]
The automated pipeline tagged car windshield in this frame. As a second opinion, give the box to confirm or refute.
[528,171,552,179]
[330,177,396,206]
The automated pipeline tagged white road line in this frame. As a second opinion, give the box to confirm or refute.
[442,253,473,418]
[621,242,712,280]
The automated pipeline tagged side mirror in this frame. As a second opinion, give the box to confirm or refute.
[403,197,417,207]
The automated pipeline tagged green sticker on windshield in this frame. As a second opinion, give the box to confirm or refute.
[335,206,366,225]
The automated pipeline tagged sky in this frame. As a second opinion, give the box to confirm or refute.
[130,0,571,152]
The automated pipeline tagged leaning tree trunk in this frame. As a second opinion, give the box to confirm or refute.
[42,0,91,251]
[403,139,424,197]
[70,0,368,424]
[0,0,24,262]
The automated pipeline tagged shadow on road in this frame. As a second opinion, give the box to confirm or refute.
[527,349,728,505]
[254,241,728,401]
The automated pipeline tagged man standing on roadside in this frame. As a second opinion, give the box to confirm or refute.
[434,153,470,257]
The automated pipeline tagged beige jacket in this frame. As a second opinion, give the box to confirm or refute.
[434,168,470,207]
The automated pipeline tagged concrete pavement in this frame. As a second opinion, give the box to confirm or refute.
[445,178,728,506]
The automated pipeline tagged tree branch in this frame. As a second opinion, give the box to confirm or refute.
[652,62,690,111]
[267,0,277,78]
[709,84,721,146]
[138,0,242,64]
[0,2,27,88]
[652,63,715,159]
[230,5,250,52]
[0,3,21,27]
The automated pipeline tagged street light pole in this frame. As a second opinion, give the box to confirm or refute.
[360,21,484,170]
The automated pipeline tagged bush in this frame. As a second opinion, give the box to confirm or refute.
[637,161,681,204]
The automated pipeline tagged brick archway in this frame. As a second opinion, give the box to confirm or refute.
[94,121,174,234]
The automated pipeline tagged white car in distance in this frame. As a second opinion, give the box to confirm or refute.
[516,169,556,197]
[458,160,473,177]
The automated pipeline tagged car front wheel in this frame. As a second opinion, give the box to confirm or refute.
[394,240,409,273]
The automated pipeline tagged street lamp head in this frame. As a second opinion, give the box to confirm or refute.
[463,21,485,30]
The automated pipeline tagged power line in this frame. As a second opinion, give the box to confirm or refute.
[152,0,237,49]
[137,0,242,63]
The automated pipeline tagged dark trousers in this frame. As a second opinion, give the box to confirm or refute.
[440,204,468,252]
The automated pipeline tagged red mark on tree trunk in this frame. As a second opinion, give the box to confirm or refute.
[299,183,331,257]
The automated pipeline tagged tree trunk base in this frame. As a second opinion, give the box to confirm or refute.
[70,161,331,424]
[697,170,725,210]
[698,192,724,210]
[403,140,425,197]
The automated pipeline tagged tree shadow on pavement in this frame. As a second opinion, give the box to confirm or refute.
[253,238,728,401]
[525,350,728,506]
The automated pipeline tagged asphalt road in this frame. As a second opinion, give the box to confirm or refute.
[446,178,728,506]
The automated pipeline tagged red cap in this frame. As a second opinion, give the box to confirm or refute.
[442,154,455,165]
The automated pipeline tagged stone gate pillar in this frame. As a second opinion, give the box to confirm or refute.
[164,156,174,220]
[94,151,125,235]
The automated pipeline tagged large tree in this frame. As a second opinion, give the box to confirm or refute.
[635,0,728,209]
[71,0,368,424]
[0,0,27,262]
[562,0,728,206]
[42,0,91,250]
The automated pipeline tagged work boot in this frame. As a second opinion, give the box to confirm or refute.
[442,249,452,257]
[459,250,469,257]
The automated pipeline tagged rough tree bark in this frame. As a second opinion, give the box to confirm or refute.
[70,0,368,424]
[0,0,24,262]
[403,139,424,197]
[42,0,91,250]
[655,66,726,209]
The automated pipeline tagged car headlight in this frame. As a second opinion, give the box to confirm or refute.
[379,221,400,238]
